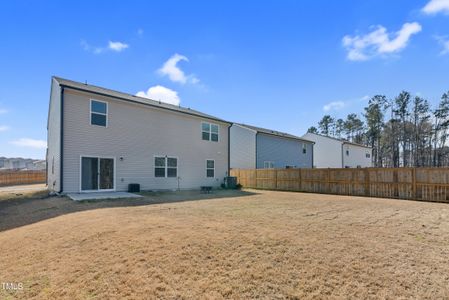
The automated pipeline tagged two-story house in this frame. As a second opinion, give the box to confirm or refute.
[230,123,314,169]
[47,77,231,193]
[302,132,372,168]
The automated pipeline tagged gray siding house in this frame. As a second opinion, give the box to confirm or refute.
[230,124,314,169]
[47,77,231,193]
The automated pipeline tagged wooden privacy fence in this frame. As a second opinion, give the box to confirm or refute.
[0,170,46,187]
[230,168,449,203]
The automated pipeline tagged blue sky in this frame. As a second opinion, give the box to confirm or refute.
[1,0,449,159]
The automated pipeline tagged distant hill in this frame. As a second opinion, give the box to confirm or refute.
[0,157,46,170]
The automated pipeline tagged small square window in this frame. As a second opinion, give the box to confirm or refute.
[202,123,210,132]
[155,157,166,167]
[167,157,177,167]
[202,132,210,141]
[155,167,165,177]
[91,114,107,126]
[211,124,219,134]
[91,101,107,114]
[167,168,177,177]
[366,153,371,158]
[211,133,218,142]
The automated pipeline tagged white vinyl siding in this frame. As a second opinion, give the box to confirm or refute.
[47,78,62,192]
[62,88,229,192]
[229,125,257,169]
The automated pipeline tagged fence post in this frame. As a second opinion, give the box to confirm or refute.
[327,168,331,194]
[412,167,416,200]
[298,168,302,191]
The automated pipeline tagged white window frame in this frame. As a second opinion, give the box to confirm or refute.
[90,99,108,127]
[264,161,274,169]
[154,155,178,178]
[206,159,215,178]
[201,122,219,142]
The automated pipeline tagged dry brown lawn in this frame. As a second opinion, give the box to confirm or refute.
[0,184,48,202]
[1,189,449,299]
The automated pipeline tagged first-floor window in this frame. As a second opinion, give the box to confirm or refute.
[366,153,371,158]
[206,160,215,177]
[264,161,274,169]
[155,156,178,178]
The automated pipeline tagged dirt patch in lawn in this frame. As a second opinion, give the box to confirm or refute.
[0,184,48,202]
[1,190,449,299]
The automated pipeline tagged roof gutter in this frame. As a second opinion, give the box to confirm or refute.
[59,84,232,125]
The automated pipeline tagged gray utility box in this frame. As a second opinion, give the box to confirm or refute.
[224,176,237,189]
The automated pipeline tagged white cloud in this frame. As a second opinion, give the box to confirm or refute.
[342,22,422,61]
[323,101,345,112]
[158,53,199,84]
[435,36,449,54]
[81,40,129,54]
[108,41,129,52]
[136,85,181,106]
[0,126,9,132]
[422,0,449,14]
[0,108,7,114]
[323,96,370,112]
[10,138,47,149]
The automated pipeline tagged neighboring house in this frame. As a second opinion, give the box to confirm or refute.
[47,77,231,193]
[0,157,46,170]
[230,123,314,169]
[302,132,372,168]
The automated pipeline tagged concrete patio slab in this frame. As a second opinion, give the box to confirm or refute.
[67,192,142,201]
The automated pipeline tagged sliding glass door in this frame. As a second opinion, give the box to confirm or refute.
[81,157,114,191]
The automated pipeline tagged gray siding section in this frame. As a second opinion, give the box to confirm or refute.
[230,125,256,169]
[63,89,229,193]
[256,133,313,169]
[46,78,61,192]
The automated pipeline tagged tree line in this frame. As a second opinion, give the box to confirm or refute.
[308,91,449,167]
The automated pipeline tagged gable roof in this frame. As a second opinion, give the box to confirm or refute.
[53,76,231,124]
[303,132,372,149]
[235,123,314,143]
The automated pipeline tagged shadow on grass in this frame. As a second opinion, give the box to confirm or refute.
[0,189,257,232]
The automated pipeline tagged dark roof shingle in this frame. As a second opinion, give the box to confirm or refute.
[53,76,230,124]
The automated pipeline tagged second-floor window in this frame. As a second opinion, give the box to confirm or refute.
[202,122,219,142]
[366,153,371,158]
[302,143,307,154]
[91,100,107,127]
